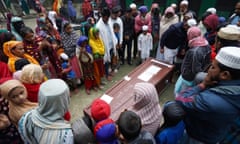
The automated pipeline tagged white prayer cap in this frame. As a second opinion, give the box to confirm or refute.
[171,3,177,8]
[187,18,197,27]
[206,8,217,14]
[180,0,189,5]
[216,47,240,70]
[217,25,240,40]
[130,3,137,9]
[60,53,69,60]
[142,25,148,31]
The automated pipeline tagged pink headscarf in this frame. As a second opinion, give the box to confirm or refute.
[188,26,208,48]
[164,7,175,15]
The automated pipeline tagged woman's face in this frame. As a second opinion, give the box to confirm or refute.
[11,43,25,57]
[8,86,27,104]
[165,12,173,18]
[24,32,35,42]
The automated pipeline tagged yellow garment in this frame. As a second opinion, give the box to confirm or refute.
[0,80,37,126]
[3,41,39,72]
[89,28,105,55]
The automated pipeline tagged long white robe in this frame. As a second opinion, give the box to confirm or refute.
[96,18,117,63]
[138,33,153,60]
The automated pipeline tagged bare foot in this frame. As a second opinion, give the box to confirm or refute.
[85,89,90,95]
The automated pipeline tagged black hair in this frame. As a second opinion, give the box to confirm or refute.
[12,20,25,35]
[113,23,120,29]
[20,26,34,38]
[82,114,94,132]
[117,110,141,141]
[63,22,71,30]
[159,101,185,131]
[101,7,111,17]
[218,62,240,79]
[216,36,240,49]
[0,32,15,62]
[15,58,30,71]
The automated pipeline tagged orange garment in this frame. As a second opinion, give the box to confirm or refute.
[3,41,39,72]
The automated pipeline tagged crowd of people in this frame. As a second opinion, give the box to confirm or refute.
[0,0,240,143]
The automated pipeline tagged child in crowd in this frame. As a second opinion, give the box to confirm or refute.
[59,53,77,91]
[0,78,22,143]
[18,79,73,143]
[61,22,82,83]
[78,36,97,95]
[0,79,37,126]
[155,101,185,144]
[112,23,121,72]
[137,25,153,64]
[72,114,96,144]
[91,98,111,122]
[117,110,156,144]
[13,58,30,80]
[20,64,44,102]
[94,118,120,144]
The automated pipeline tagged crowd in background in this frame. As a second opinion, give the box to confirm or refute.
[0,0,240,143]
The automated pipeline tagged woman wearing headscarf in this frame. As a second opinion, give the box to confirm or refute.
[61,22,82,80]
[3,40,39,73]
[131,82,162,136]
[89,27,105,87]
[10,16,25,41]
[18,79,74,144]
[0,79,37,126]
[203,14,219,60]
[156,6,179,60]
[0,78,23,143]
[48,11,58,30]
[174,26,211,95]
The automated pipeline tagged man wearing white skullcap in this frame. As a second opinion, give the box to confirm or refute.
[178,0,189,22]
[129,3,138,17]
[216,24,240,53]
[206,7,217,14]
[176,46,240,143]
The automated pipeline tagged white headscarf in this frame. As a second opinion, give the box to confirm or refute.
[48,11,58,30]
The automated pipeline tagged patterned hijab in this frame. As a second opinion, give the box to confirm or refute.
[132,82,162,135]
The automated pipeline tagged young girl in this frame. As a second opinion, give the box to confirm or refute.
[0,79,37,126]
[59,53,77,91]
[78,36,97,95]
[138,25,153,64]
[61,22,82,83]
[0,78,22,143]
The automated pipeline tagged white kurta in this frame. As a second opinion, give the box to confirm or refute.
[138,33,153,60]
[96,18,117,63]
